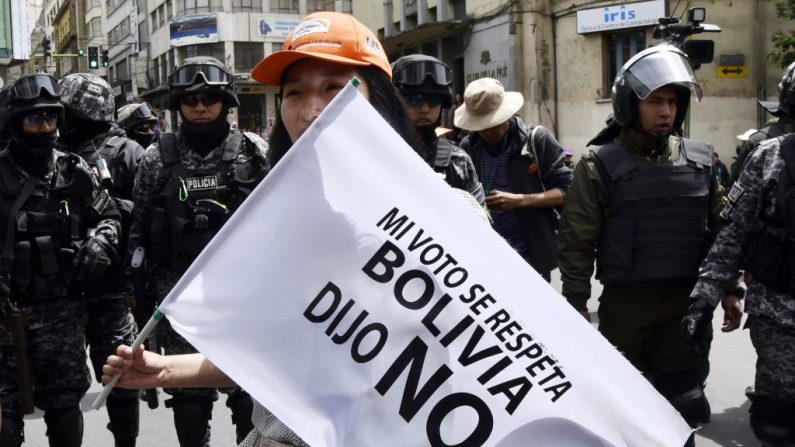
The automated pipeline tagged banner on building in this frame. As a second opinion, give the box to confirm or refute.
[170,13,219,46]
[159,83,692,447]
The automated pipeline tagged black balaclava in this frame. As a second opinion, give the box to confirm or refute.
[127,128,155,149]
[9,122,57,177]
[180,109,231,157]
[59,108,112,148]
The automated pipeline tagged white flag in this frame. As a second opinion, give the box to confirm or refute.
[159,83,692,447]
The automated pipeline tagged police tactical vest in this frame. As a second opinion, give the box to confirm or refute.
[745,134,795,295]
[0,150,88,303]
[87,134,136,295]
[591,139,712,285]
[148,131,254,273]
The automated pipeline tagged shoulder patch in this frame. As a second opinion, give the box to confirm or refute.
[727,182,746,203]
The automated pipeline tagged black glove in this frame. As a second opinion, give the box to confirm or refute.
[680,299,714,356]
[74,235,113,284]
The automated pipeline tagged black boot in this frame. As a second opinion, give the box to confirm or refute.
[168,398,212,447]
[107,390,140,447]
[226,389,254,443]
[1,409,25,447]
[44,406,83,447]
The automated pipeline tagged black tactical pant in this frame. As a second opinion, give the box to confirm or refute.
[597,280,712,430]
[0,300,90,446]
[749,314,795,400]
[159,316,254,446]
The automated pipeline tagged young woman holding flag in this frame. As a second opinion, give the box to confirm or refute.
[103,11,419,447]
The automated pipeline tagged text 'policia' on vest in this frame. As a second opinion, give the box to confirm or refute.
[148,131,259,273]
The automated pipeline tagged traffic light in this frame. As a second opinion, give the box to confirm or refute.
[78,48,85,56]
[42,38,52,58]
[88,46,99,69]
[102,49,109,67]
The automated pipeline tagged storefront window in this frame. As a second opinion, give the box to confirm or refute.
[605,30,645,97]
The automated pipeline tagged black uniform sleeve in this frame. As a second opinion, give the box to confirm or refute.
[127,144,163,260]
[111,141,145,201]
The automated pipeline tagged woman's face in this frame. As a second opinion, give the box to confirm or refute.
[280,58,371,143]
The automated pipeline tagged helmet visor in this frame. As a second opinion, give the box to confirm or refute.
[9,74,61,100]
[129,103,156,121]
[393,60,452,86]
[169,64,232,88]
[625,50,702,101]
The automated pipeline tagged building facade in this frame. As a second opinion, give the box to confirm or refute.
[140,0,352,133]
[355,0,787,159]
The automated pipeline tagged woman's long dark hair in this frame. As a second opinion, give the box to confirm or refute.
[267,65,420,167]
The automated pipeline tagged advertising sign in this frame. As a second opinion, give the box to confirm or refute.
[577,0,665,34]
[170,13,219,46]
[256,15,301,39]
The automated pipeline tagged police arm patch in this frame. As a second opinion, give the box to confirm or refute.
[727,182,746,203]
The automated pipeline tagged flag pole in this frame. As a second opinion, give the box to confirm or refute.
[92,309,164,409]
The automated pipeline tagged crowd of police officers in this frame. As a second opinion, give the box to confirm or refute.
[0,40,793,447]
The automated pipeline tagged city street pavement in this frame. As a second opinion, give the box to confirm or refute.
[21,271,760,446]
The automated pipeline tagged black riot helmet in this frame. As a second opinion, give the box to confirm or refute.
[757,61,795,117]
[117,102,158,130]
[773,60,795,118]
[0,73,64,132]
[611,44,701,131]
[168,56,239,110]
[392,55,454,108]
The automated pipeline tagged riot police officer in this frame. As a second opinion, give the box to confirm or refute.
[128,56,267,446]
[731,61,795,182]
[117,102,158,150]
[0,73,122,446]
[557,44,728,438]
[391,55,485,206]
[55,73,143,447]
[683,61,795,447]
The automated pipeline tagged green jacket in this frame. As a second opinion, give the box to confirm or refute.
[557,129,725,310]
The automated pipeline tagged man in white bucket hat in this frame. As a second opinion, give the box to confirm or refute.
[455,77,571,282]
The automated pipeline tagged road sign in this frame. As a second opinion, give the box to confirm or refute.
[716,65,748,78]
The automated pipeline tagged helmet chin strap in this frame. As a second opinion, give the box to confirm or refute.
[643,129,671,142]
[628,115,670,144]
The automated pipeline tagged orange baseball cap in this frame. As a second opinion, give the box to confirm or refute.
[251,12,392,86]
